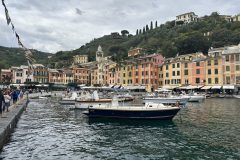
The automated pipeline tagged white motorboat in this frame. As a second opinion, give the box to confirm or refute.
[182,93,206,102]
[143,96,189,107]
[233,95,240,99]
[59,92,78,105]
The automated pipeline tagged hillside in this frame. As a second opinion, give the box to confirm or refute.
[48,12,240,68]
[0,46,51,69]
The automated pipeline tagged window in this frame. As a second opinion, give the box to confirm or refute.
[166,73,169,77]
[135,71,138,76]
[236,65,240,71]
[196,78,200,83]
[123,80,126,84]
[215,78,218,84]
[177,71,180,76]
[142,79,144,84]
[208,78,212,84]
[208,60,211,66]
[184,70,188,75]
[215,69,218,74]
[214,59,218,65]
[166,65,169,70]
[136,79,138,83]
[226,66,230,71]
[146,71,148,75]
[226,76,230,84]
[236,54,240,61]
[142,71,144,76]
[208,69,211,75]
[196,62,200,66]
[177,63,180,68]
[196,69,200,74]
[123,73,126,77]
[172,71,175,76]
[184,63,188,68]
[128,72,132,77]
[172,64,175,68]
[226,55,229,62]
[231,55,234,61]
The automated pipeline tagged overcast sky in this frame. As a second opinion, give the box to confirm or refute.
[0,0,239,53]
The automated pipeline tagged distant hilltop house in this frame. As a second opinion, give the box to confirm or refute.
[175,12,240,25]
[128,48,145,57]
[175,12,198,25]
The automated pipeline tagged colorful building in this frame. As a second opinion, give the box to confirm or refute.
[33,64,49,84]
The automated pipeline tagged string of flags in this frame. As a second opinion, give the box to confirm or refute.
[2,0,35,76]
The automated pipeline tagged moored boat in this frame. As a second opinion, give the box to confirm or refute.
[143,96,189,107]
[233,95,240,99]
[59,92,78,105]
[83,98,181,120]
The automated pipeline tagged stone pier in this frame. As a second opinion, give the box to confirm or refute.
[0,99,28,150]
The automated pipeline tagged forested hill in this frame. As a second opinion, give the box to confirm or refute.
[1,13,240,69]
[0,46,51,69]
[49,12,240,68]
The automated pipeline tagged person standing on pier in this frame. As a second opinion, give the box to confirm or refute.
[11,90,18,104]
[0,90,6,116]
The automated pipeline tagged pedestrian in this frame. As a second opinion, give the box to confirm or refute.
[0,90,6,117]
[4,91,11,112]
[12,90,18,104]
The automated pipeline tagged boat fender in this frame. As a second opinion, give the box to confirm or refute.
[149,105,152,107]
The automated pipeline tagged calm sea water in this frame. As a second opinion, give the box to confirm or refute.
[0,98,240,160]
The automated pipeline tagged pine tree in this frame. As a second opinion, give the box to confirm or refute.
[143,27,145,33]
[136,29,138,35]
[150,21,153,30]
[146,25,149,31]
[139,29,142,34]
[155,21,158,28]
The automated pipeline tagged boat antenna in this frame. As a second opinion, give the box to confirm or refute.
[1,0,36,78]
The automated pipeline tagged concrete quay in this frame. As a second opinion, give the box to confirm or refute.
[0,98,28,150]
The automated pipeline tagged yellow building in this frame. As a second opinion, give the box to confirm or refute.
[73,55,88,64]
[206,48,224,86]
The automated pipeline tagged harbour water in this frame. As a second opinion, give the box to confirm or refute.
[0,98,240,159]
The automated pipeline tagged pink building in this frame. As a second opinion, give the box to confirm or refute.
[191,60,206,86]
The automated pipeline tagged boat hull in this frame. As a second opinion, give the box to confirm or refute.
[84,108,180,120]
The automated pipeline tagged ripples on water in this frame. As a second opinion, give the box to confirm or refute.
[0,98,240,159]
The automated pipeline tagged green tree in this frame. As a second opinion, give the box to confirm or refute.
[121,30,129,36]
[146,25,149,31]
[150,21,153,30]
[136,29,138,35]
[155,21,158,28]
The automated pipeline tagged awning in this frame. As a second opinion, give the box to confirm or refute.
[201,86,212,90]
[223,85,235,89]
[162,85,176,89]
[155,88,172,92]
[125,86,146,90]
[36,84,49,87]
[211,86,222,89]
[179,85,201,89]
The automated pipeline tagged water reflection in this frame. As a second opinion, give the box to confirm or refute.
[0,98,240,159]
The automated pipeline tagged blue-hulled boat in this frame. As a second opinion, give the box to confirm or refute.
[83,99,181,120]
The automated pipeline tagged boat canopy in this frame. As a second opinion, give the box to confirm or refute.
[222,85,235,89]
[211,86,222,89]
